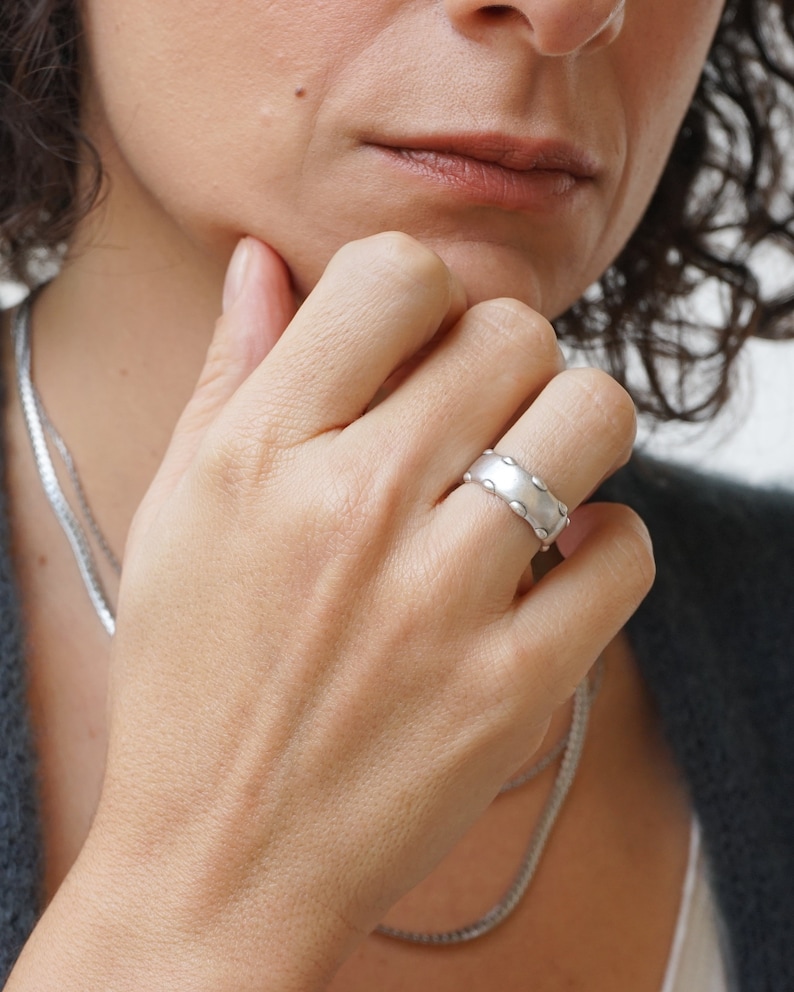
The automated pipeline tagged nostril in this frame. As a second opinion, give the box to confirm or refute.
[482,5,522,21]
[449,0,624,55]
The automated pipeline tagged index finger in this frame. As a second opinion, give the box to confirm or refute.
[228,232,466,446]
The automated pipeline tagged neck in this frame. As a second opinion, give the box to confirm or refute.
[26,169,233,559]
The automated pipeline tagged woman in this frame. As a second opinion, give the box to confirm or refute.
[1,0,793,989]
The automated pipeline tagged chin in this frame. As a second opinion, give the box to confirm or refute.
[280,229,573,321]
[418,239,550,314]
[409,237,596,320]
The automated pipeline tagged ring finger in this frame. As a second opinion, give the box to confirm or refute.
[435,365,637,597]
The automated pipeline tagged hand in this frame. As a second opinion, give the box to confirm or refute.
[8,233,653,992]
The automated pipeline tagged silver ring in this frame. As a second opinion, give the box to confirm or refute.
[463,450,570,551]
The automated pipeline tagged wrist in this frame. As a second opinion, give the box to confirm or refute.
[6,827,355,992]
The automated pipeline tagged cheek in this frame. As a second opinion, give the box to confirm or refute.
[631,1,725,136]
[600,1,725,260]
[80,0,364,256]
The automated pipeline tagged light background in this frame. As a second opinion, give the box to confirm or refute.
[633,337,794,490]
[3,279,793,489]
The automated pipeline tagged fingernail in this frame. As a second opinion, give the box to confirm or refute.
[222,238,252,313]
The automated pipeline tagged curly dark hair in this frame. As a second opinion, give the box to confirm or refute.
[1,0,793,421]
[0,0,101,283]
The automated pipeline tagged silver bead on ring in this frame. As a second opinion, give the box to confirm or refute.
[463,450,570,551]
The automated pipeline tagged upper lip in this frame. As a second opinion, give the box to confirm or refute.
[372,132,600,178]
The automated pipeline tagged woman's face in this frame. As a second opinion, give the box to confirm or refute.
[80,0,725,317]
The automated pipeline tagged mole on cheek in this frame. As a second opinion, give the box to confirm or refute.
[294,86,307,98]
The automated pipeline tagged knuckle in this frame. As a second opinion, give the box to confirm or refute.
[196,429,279,507]
[309,449,399,550]
[197,438,397,564]
[620,510,657,595]
[606,504,657,599]
[327,233,454,313]
[196,400,303,505]
[565,367,638,447]
[467,299,562,372]
[499,630,567,715]
[453,630,527,727]
[370,231,452,297]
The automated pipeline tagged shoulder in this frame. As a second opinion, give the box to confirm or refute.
[597,456,794,654]
[599,458,794,985]
[598,454,794,562]
[596,454,794,721]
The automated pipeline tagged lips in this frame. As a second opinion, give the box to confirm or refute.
[367,133,599,210]
[384,134,598,176]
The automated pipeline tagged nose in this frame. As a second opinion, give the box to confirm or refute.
[443,0,625,57]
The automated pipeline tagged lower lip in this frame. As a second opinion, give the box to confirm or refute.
[371,146,592,211]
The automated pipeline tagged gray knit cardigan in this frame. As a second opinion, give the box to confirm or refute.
[1,452,793,990]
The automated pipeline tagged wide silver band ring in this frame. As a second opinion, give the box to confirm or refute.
[463,449,570,551]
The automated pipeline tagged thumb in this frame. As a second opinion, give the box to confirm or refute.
[131,237,296,542]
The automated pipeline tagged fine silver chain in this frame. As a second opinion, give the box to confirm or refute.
[12,289,602,947]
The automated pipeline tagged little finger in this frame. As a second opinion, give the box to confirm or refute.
[492,501,655,711]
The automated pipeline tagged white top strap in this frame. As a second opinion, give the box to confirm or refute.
[660,819,734,992]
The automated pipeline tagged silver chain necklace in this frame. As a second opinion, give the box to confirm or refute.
[13,291,116,637]
[11,290,600,947]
